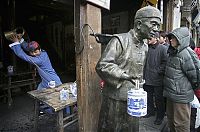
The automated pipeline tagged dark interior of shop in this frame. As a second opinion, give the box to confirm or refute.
[0,0,145,102]
[0,0,75,83]
[0,0,146,95]
[0,0,143,84]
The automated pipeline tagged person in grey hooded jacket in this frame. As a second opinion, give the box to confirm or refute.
[164,27,197,132]
[96,6,161,132]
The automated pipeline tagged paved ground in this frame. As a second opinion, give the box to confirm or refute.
[140,115,168,132]
[0,93,78,132]
[0,91,168,132]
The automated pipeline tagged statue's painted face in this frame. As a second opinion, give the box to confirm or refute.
[139,17,161,39]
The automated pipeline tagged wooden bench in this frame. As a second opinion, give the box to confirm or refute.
[0,71,37,107]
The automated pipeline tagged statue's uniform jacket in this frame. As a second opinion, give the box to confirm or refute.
[96,29,148,101]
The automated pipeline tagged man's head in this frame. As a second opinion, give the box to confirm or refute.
[147,32,159,45]
[27,41,41,56]
[134,6,161,40]
[159,31,167,44]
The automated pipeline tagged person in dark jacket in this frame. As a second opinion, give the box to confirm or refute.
[96,6,161,132]
[143,32,168,125]
[164,27,197,132]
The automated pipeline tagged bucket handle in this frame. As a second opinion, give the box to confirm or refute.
[129,79,145,90]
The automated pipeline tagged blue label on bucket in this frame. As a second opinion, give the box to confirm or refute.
[127,98,146,110]
[127,110,147,116]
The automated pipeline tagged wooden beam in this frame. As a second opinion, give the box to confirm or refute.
[163,0,173,31]
[75,1,102,131]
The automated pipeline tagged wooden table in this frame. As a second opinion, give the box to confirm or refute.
[27,83,78,132]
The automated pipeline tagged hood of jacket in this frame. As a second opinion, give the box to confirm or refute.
[168,27,190,52]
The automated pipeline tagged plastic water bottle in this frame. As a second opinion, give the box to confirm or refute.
[70,82,77,98]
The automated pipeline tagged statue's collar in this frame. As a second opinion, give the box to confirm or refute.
[129,29,143,47]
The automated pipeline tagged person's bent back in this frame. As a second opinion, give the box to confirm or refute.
[9,35,62,90]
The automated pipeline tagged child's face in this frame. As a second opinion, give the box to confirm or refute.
[147,37,157,45]
[159,36,166,44]
[29,49,41,56]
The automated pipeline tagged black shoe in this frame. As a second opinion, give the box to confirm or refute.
[143,113,155,118]
[154,118,163,125]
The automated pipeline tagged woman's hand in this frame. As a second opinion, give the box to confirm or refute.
[16,33,23,40]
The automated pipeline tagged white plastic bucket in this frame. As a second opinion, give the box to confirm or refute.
[127,89,147,117]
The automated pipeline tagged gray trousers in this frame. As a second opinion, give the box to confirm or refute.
[98,96,139,132]
[166,99,191,132]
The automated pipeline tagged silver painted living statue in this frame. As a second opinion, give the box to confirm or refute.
[95,6,161,132]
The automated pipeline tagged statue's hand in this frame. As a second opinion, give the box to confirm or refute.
[121,73,144,86]
[129,79,145,88]
[121,73,139,81]
[121,73,132,80]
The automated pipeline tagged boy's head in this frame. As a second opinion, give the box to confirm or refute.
[27,41,41,56]
[147,32,159,45]
[159,31,167,44]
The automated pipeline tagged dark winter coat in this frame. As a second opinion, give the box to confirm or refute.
[144,42,168,86]
[163,27,195,103]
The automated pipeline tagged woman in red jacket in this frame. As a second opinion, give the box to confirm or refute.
[194,45,200,99]
[190,39,200,132]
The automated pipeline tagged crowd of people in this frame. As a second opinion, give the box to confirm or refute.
[143,27,200,132]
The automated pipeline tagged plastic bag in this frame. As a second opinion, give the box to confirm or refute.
[70,81,77,98]
[190,94,200,108]
[195,108,200,128]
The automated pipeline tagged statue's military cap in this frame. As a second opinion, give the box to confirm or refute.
[135,5,161,20]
